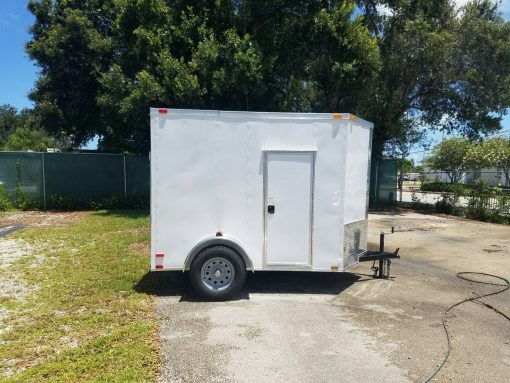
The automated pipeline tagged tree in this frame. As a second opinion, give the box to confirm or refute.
[384,117,427,197]
[0,105,40,149]
[26,0,115,148]
[27,0,380,153]
[0,105,19,146]
[424,138,472,183]
[465,137,510,186]
[358,0,510,158]
[26,0,510,155]
[3,126,56,152]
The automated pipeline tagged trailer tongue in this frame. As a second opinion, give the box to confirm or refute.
[359,227,401,279]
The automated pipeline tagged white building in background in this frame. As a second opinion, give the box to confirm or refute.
[464,167,508,187]
[422,165,507,187]
[422,165,467,184]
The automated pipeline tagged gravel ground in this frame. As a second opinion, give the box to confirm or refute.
[154,210,509,382]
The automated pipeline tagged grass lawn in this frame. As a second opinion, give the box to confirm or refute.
[0,210,159,382]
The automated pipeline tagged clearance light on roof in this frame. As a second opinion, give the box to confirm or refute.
[158,109,168,114]
[349,114,356,121]
[333,113,343,119]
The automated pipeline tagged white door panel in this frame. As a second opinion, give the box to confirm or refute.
[264,152,314,266]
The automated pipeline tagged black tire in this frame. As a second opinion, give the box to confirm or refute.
[189,246,246,301]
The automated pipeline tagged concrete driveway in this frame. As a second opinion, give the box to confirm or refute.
[154,211,510,382]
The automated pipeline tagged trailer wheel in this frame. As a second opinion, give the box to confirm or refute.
[189,246,246,301]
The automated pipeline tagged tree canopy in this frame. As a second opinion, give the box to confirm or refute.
[0,104,55,152]
[3,126,56,152]
[27,0,380,153]
[359,0,510,156]
[424,138,472,183]
[0,105,27,147]
[26,0,510,155]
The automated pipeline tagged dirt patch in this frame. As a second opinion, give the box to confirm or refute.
[128,242,150,256]
[0,211,89,228]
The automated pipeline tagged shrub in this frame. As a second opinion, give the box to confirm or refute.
[435,192,461,215]
[0,186,13,211]
[89,194,149,210]
[89,195,124,210]
[464,179,510,223]
[125,194,149,209]
[50,194,77,211]
[421,182,472,195]
[50,193,149,211]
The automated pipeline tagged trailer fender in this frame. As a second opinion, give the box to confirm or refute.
[184,235,254,272]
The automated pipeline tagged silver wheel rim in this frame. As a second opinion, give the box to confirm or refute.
[201,257,235,291]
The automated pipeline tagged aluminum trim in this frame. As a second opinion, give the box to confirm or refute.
[149,108,373,127]
[366,127,373,219]
[343,219,368,269]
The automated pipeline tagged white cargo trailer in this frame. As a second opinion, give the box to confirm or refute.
[150,108,373,299]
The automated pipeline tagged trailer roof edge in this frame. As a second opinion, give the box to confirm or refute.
[149,108,373,128]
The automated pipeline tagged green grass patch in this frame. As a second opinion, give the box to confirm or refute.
[0,210,159,382]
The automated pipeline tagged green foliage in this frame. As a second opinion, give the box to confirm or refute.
[434,193,460,215]
[89,195,124,210]
[27,0,380,153]
[421,178,510,224]
[25,1,510,156]
[396,158,415,173]
[421,182,473,195]
[50,194,76,211]
[0,104,19,147]
[27,0,114,148]
[0,105,42,150]
[463,179,510,223]
[15,160,26,209]
[50,193,149,211]
[0,186,13,211]
[424,138,472,183]
[450,1,510,137]
[125,194,150,210]
[3,126,56,152]
[359,0,510,157]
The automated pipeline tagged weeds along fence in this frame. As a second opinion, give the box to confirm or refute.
[408,188,510,223]
[400,174,510,223]
[0,152,149,210]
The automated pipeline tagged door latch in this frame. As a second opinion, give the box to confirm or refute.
[267,205,275,214]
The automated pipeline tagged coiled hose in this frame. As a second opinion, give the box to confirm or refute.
[422,272,510,383]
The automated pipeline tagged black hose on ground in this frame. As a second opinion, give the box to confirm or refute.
[422,272,510,383]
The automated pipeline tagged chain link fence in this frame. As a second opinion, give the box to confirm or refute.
[0,152,149,209]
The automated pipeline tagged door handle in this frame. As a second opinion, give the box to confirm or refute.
[267,205,275,214]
